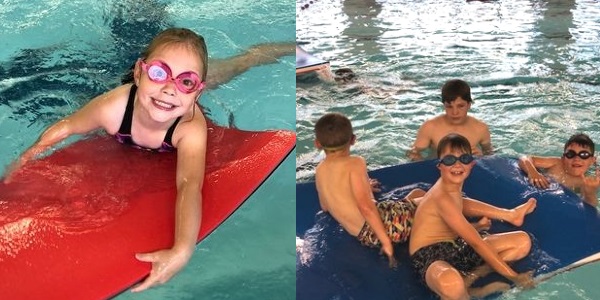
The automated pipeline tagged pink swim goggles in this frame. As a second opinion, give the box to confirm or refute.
[139,60,205,94]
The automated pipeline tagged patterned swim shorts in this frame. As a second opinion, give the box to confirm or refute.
[356,199,417,247]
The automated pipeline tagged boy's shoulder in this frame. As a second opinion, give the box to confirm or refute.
[420,115,446,130]
[316,155,366,171]
[467,115,490,128]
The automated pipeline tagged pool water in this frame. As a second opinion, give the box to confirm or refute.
[297,0,600,299]
[0,0,295,299]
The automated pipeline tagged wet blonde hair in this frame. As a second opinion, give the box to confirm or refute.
[141,27,209,81]
[122,28,209,84]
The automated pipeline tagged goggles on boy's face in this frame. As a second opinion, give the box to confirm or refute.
[139,60,204,94]
[439,154,474,166]
[563,150,593,160]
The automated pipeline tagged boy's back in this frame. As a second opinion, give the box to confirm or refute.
[315,155,371,236]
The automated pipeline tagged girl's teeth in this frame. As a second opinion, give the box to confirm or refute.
[154,99,174,109]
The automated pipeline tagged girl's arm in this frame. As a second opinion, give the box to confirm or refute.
[132,117,207,292]
[3,86,127,183]
[171,125,207,256]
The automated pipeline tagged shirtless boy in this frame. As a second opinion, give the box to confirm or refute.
[519,133,599,206]
[314,113,536,270]
[409,133,534,300]
[408,79,493,161]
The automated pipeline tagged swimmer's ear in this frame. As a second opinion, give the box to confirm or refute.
[133,59,142,86]
[314,139,323,149]
[350,134,356,146]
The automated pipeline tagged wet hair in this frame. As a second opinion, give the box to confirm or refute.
[121,27,209,84]
[441,79,472,104]
[437,133,472,157]
[314,112,354,151]
[564,133,595,153]
[334,68,356,83]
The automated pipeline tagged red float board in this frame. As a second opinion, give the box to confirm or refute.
[0,121,295,299]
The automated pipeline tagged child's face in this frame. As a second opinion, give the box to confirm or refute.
[437,146,475,184]
[134,45,205,123]
[561,143,596,177]
[443,97,471,125]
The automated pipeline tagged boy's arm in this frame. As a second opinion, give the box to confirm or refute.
[350,158,395,266]
[438,197,524,282]
[480,125,493,155]
[407,123,431,161]
[518,155,557,188]
[205,42,294,90]
[132,122,207,292]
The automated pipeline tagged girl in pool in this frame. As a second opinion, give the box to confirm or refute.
[3,27,292,292]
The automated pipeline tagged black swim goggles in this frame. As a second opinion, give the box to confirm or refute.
[438,154,475,166]
[563,150,593,160]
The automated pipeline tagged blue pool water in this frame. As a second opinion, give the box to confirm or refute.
[0,0,294,299]
[297,0,600,298]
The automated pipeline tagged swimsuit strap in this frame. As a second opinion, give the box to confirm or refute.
[117,84,137,135]
[164,116,181,146]
[116,84,181,149]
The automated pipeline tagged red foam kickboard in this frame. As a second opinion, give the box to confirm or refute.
[0,121,295,299]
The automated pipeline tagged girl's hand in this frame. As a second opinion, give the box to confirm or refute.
[3,156,30,184]
[131,248,193,292]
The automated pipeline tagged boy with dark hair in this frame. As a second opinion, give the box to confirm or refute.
[408,79,493,161]
[519,133,599,206]
[410,133,534,299]
[314,113,537,271]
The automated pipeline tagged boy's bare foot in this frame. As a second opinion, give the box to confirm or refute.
[507,198,537,227]
[473,217,491,232]
[464,264,493,287]
[469,281,511,298]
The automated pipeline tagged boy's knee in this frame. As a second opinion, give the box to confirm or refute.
[516,231,532,256]
[426,262,468,300]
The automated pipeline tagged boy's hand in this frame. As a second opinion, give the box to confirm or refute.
[472,217,491,232]
[369,178,381,193]
[581,168,600,193]
[528,172,550,189]
[509,271,535,289]
[380,242,397,268]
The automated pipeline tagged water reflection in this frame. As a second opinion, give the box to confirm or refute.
[341,0,384,61]
[529,0,576,76]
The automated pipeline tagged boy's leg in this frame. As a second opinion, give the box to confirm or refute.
[425,261,469,300]
[463,264,511,298]
[468,282,511,299]
[483,231,532,262]
[463,198,536,227]
[405,188,426,205]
